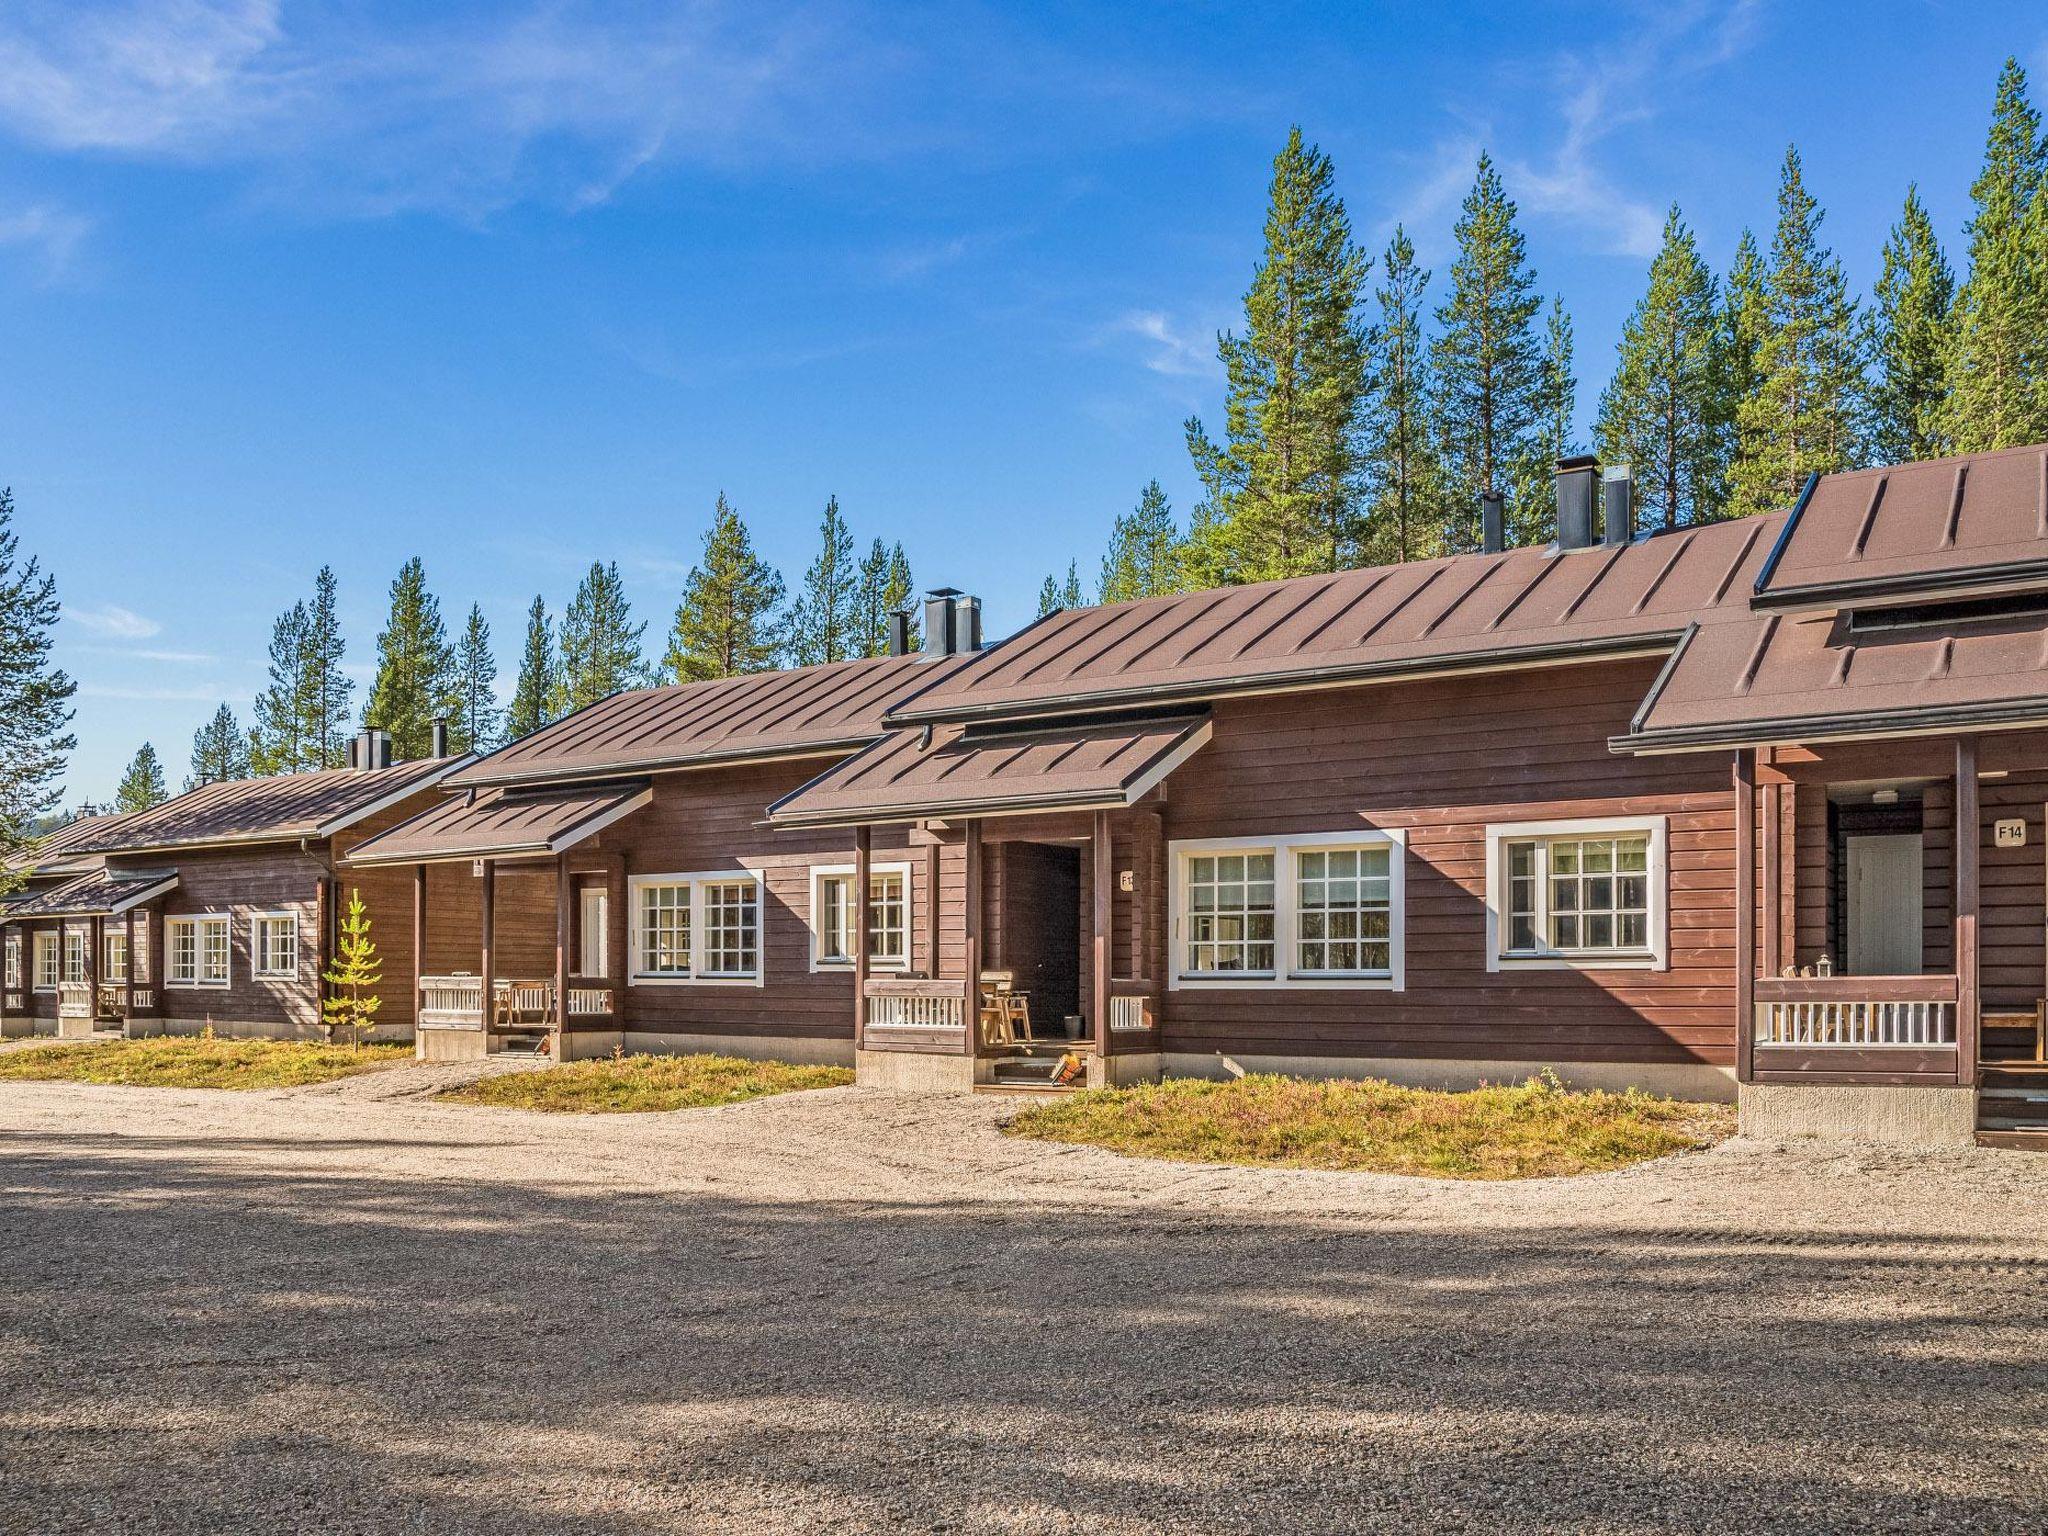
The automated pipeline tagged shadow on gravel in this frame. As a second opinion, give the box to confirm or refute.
[0,1136,2043,1535]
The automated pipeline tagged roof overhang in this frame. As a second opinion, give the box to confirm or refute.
[1614,699,2048,756]
[344,780,653,867]
[1,870,180,922]
[445,742,863,792]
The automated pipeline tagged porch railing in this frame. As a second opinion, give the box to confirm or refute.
[565,982,615,1019]
[419,974,486,1027]
[57,982,92,1019]
[1108,982,1159,1039]
[864,977,965,1030]
[1754,975,1958,1048]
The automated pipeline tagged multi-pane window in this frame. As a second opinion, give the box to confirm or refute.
[167,916,230,986]
[1491,820,1665,968]
[103,931,129,984]
[33,933,59,991]
[636,884,693,977]
[815,867,908,968]
[1183,851,1277,975]
[62,929,85,985]
[630,874,763,984]
[701,882,758,976]
[253,914,297,978]
[1295,845,1393,975]
[5,934,18,990]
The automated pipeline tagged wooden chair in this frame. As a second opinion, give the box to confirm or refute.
[493,980,557,1029]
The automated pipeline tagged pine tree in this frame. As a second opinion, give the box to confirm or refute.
[1037,561,1084,617]
[788,496,861,665]
[1597,205,1727,531]
[320,888,383,1049]
[507,597,556,740]
[1505,296,1579,545]
[1865,186,1956,465]
[1185,127,1372,584]
[1430,153,1546,551]
[187,703,250,789]
[853,539,921,657]
[555,561,647,714]
[1723,229,1771,493]
[0,488,77,882]
[451,604,500,754]
[115,743,167,812]
[665,494,786,682]
[1727,146,1862,517]
[1360,226,1445,563]
[303,566,351,769]
[1943,58,2048,452]
[1099,481,1181,603]
[250,600,312,775]
[363,557,458,761]
[884,544,918,648]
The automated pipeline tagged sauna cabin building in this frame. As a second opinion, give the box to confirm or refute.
[0,734,461,1041]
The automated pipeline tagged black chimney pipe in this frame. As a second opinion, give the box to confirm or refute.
[1602,466,1634,546]
[1480,491,1506,554]
[1555,454,1599,549]
[431,719,449,759]
[886,610,912,657]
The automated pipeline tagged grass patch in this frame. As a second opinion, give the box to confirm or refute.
[1004,1071,1733,1179]
[437,1052,854,1114]
[0,1037,411,1090]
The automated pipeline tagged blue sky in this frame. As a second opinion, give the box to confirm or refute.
[1,0,2043,803]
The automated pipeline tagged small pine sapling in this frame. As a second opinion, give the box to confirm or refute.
[322,889,383,1051]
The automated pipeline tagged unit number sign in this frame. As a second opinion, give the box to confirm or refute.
[1995,819,2027,848]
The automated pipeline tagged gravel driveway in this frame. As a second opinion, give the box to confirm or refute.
[0,1069,2044,1534]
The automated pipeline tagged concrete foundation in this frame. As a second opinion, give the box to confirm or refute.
[0,1017,35,1039]
[1097,1051,1163,1087]
[54,1015,97,1040]
[416,1025,490,1063]
[1738,1083,1979,1147]
[1159,1052,1738,1103]
[134,1016,412,1045]
[622,1031,853,1068]
[856,1048,976,1091]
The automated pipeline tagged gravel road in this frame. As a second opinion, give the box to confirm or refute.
[0,1070,2043,1534]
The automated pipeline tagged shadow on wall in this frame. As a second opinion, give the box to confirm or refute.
[0,1133,2038,1533]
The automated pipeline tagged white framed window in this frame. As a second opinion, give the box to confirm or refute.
[1169,830,1406,991]
[33,932,58,992]
[62,928,85,985]
[103,930,129,984]
[167,915,231,988]
[5,933,18,990]
[252,912,298,979]
[1485,816,1669,971]
[809,863,910,971]
[627,872,765,987]
[579,888,609,978]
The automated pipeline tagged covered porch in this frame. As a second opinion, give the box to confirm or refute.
[345,781,651,1060]
[2,872,177,1039]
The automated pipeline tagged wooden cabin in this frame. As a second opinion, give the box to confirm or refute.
[0,736,461,1041]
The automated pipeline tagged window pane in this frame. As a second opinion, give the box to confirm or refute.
[1292,842,1392,975]
[1185,849,1278,975]
[638,885,691,975]
[702,881,758,975]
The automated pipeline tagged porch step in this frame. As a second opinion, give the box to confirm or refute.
[1976,1066,2048,1135]
[973,1082,1081,1097]
[1975,1129,2048,1151]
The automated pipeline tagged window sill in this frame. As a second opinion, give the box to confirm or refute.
[1172,972,1401,992]
[253,970,297,981]
[1494,951,1662,972]
[628,973,762,989]
[166,980,232,990]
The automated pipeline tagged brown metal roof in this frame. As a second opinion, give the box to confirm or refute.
[448,652,976,789]
[768,712,1214,827]
[346,780,653,866]
[67,758,463,855]
[5,810,137,877]
[1753,443,2048,610]
[887,515,1784,726]
[1616,605,2048,752]
[2,869,179,921]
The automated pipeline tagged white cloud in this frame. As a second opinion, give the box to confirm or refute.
[1110,309,1219,379]
[67,604,162,640]
[78,682,228,702]
[0,201,90,280]
[78,643,216,663]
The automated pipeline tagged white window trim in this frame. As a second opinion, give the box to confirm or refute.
[808,862,912,974]
[5,933,19,990]
[103,930,129,985]
[1484,815,1669,972]
[1168,828,1406,992]
[626,870,765,989]
[251,911,298,980]
[61,926,87,985]
[32,932,58,992]
[166,914,233,989]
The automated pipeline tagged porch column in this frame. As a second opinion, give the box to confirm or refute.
[1092,810,1113,1059]
[83,916,98,1022]
[1955,737,1980,1085]
[554,852,571,1051]
[921,831,940,978]
[123,909,136,1020]
[1760,763,1784,979]
[147,905,164,1013]
[479,859,496,1033]
[314,877,333,1017]
[852,824,871,1051]
[1733,750,1756,1083]
[962,820,983,1058]
[412,863,427,1028]
[606,856,628,1004]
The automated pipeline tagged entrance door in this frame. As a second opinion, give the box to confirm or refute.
[1846,833,1923,975]
[579,888,609,977]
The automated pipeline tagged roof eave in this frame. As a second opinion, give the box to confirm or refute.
[1749,558,2048,614]
[447,740,868,792]
[1612,696,2048,755]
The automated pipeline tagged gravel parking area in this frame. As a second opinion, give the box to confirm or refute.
[1,1069,2044,1534]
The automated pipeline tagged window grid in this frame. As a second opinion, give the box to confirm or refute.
[1507,835,1651,956]
[701,882,758,976]
[253,915,297,978]
[818,870,907,966]
[62,929,85,985]
[5,935,18,990]
[1294,846,1393,975]
[34,934,59,991]
[1184,852,1277,975]
[168,917,230,986]
[637,884,693,977]
[103,931,129,984]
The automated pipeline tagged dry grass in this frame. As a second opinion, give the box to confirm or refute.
[437,1052,854,1114]
[1004,1071,1734,1179]
[0,1037,411,1091]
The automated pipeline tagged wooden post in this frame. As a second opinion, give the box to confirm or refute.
[83,917,98,1024]
[123,909,136,1022]
[480,859,496,1036]
[554,852,571,1056]
[1733,750,1756,1083]
[314,876,333,1021]
[852,824,871,1052]
[922,834,941,978]
[962,820,983,1058]
[148,905,164,1011]
[1760,778,1783,979]
[412,863,427,1030]
[1955,737,1980,1087]
[1092,810,1113,1060]
[606,855,628,1006]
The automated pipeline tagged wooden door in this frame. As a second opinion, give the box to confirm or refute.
[1846,833,1923,975]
